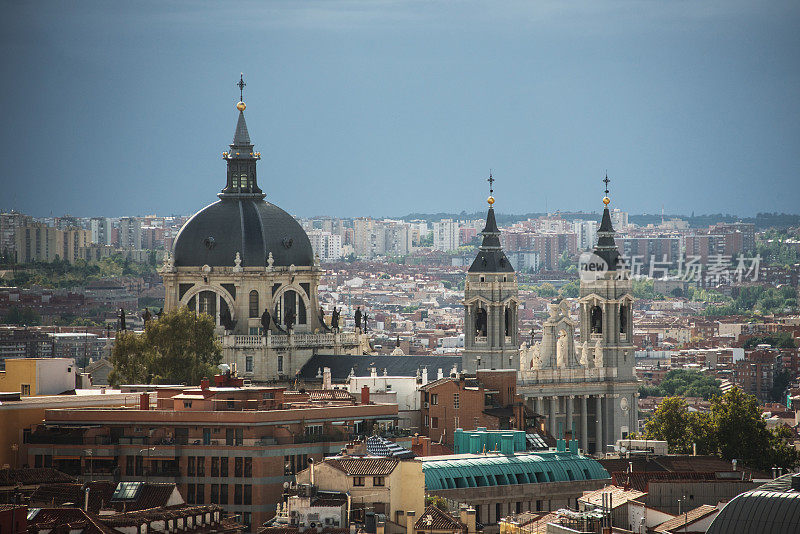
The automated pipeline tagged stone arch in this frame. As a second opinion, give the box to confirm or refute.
[590,305,603,334]
[180,285,237,326]
[273,285,310,327]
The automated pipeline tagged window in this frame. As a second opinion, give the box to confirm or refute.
[246,356,253,373]
[126,456,134,476]
[196,484,205,504]
[234,484,243,505]
[187,483,196,504]
[21,384,30,396]
[277,355,283,373]
[244,457,252,478]
[187,456,196,477]
[203,428,211,445]
[244,484,252,505]
[373,477,385,486]
[431,394,438,405]
[454,417,459,429]
[453,393,459,409]
[305,425,323,436]
[196,457,205,477]
[220,457,229,477]
[211,457,219,477]
[183,401,192,408]
[424,415,429,427]
[220,484,228,505]
[210,484,219,504]
[235,428,243,445]
[249,290,259,318]
[353,477,365,486]
[226,429,234,445]
[431,417,439,429]
[235,457,243,477]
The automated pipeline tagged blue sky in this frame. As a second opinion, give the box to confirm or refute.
[1,1,798,218]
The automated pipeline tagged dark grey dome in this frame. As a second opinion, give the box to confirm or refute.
[172,198,313,268]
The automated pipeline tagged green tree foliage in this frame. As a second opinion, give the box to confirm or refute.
[639,370,722,400]
[558,279,580,298]
[756,230,800,267]
[644,389,800,469]
[6,256,157,289]
[425,495,449,511]
[109,307,222,387]
[743,332,797,349]
[632,278,663,300]
[702,284,798,316]
[1,305,41,325]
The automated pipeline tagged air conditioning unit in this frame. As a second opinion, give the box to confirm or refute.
[424,402,429,408]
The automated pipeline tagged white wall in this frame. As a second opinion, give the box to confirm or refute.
[36,358,76,395]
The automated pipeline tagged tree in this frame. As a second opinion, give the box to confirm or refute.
[109,307,222,386]
[643,397,699,454]
[2,305,41,325]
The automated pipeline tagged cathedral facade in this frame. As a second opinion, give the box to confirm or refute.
[517,195,638,454]
[160,86,365,381]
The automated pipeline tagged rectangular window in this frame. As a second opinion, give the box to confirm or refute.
[187,456,196,477]
[187,483,196,504]
[126,456,134,476]
[246,356,253,373]
[235,457,243,477]
[220,484,228,505]
[244,457,252,478]
[373,477,385,487]
[210,484,219,504]
[454,417,459,429]
[211,457,219,477]
[234,484,243,505]
[431,393,438,405]
[244,484,252,505]
[226,429,234,446]
[284,456,293,476]
[353,477,365,487]
[196,456,205,477]
[277,355,283,373]
[453,393,459,409]
[235,428,243,446]
[221,457,229,477]
[21,384,31,396]
[196,484,204,504]
[432,417,439,429]
[34,455,43,468]
[203,428,211,445]
[424,415,429,427]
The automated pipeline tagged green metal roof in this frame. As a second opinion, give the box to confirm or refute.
[422,452,609,491]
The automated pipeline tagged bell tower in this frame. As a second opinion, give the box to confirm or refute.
[462,175,519,373]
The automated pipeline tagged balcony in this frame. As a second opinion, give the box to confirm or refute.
[225,332,360,350]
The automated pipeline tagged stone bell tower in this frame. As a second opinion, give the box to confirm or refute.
[462,176,519,373]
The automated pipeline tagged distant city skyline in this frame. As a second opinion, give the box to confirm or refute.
[2,1,799,218]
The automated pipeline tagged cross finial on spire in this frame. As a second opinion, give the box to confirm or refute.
[488,171,494,196]
[603,173,610,196]
[238,73,246,102]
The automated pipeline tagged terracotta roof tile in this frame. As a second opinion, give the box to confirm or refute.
[414,506,466,532]
[653,504,718,532]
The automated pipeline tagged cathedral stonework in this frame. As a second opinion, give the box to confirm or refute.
[462,188,520,373]
[161,81,364,381]
[518,189,639,455]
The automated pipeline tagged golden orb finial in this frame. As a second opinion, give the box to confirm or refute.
[603,196,611,206]
[487,196,495,206]
[237,101,246,111]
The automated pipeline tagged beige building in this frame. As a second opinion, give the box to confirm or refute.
[295,455,425,527]
[15,223,91,264]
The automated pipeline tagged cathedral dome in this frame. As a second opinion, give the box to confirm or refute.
[172,198,313,268]
[172,85,313,269]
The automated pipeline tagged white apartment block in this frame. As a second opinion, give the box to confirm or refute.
[573,220,598,251]
[433,219,460,251]
[308,230,343,262]
[90,217,114,245]
[118,217,142,249]
[610,208,629,231]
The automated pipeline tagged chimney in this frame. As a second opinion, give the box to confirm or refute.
[323,367,332,390]
[371,367,378,378]
[200,377,210,390]
[422,367,429,384]
[437,368,443,380]
[406,511,416,534]
[461,506,476,534]
[139,392,149,410]
[377,520,385,534]
[361,385,370,405]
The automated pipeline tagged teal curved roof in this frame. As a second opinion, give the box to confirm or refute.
[422,452,609,491]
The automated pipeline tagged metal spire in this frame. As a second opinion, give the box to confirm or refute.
[488,171,494,197]
[603,173,610,196]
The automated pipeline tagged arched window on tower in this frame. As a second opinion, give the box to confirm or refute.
[504,306,511,337]
[199,291,217,322]
[590,305,603,334]
[249,291,259,318]
[475,307,487,338]
[619,305,628,335]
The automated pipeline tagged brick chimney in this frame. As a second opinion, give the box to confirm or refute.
[200,377,210,390]
[139,392,149,410]
[460,506,476,534]
[361,385,370,405]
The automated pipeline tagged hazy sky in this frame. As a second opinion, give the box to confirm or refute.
[1,1,799,218]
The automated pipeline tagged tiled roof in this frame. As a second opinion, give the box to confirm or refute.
[414,505,466,532]
[579,485,647,509]
[654,504,718,532]
[30,482,115,513]
[611,471,718,493]
[366,436,415,459]
[326,457,400,475]
[0,467,76,486]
